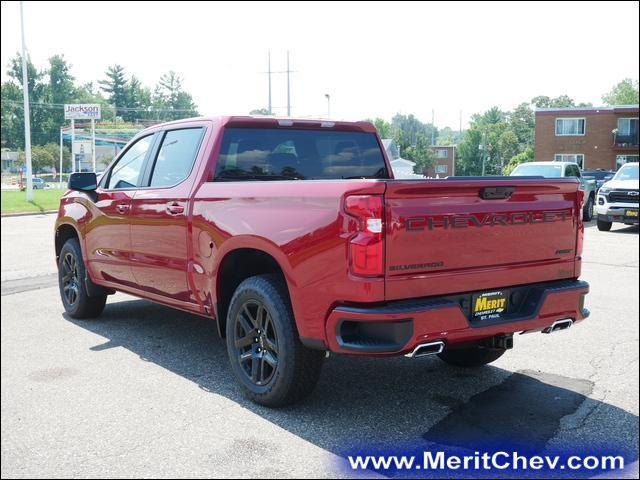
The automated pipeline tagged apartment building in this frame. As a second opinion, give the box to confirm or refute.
[534,105,639,170]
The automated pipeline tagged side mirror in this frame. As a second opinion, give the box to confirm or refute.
[69,172,97,192]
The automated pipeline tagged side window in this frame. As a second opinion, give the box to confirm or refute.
[107,135,154,189]
[566,165,579,178]
[149,128,204,188]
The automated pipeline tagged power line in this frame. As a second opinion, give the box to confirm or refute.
[1,99,197,113]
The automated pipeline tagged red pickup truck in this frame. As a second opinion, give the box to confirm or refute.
[55,116,589,406]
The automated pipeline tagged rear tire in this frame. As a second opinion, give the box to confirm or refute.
[226,274,325,407]
[583,196,594,222]
[438,346,506,368]
[597,219,612,231]
[58,238,107,319]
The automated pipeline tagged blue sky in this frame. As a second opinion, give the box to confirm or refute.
[2,1,638,128]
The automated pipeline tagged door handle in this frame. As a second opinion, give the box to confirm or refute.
[166,202,185,215]
[115,203,130,214]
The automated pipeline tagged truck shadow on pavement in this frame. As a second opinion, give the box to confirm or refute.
[584,222,639,234]
[64,299,639,475]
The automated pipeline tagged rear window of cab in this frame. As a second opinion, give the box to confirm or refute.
[214,128,388,181]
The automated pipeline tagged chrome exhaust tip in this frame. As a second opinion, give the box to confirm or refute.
[405,340,445,358]
[542,318,573,334]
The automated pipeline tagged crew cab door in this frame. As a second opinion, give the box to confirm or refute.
[129,126,206,303]
[85,134,156,286]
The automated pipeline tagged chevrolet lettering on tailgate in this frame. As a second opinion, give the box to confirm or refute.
[406,210,570,231]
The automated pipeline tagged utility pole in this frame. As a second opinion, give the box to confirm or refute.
[59,127,64,188]
[71,118,75,173]
[267,50,272,115]
[325,94,331,119]
[286,51,291,116]
[19,1,33,201]
[91,118,96,172]
[431,109,435,146]
[481,129,487,176]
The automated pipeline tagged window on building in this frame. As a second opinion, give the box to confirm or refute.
[618,117,639,135]
[554,153,584,169]
[435,164,448,174]
[616,155,640,170]
[555,118,585,136]
[434,149,448,158]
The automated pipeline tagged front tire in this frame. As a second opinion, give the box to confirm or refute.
[438,346,506,368]
[58,238,107,318]
[583,196,594,222]
[226,275,324,407]
[597,219,612,231]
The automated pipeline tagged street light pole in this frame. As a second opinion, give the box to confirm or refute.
[325,93,330,119]
[19,1,33,201]
[286,51,291,116]
[267,50,272,115]
[59,127,64,188]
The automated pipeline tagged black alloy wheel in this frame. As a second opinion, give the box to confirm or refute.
[61,251,80,307]
[233,300,279,386]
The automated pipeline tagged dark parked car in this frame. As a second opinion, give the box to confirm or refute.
[582,169,615,190]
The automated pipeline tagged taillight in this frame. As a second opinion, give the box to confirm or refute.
[344,195,384,277]
[576,189,585,257]
[577,189,585,211]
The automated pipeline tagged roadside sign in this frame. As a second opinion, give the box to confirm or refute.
[73,141,93,155]
[64,104,101,120]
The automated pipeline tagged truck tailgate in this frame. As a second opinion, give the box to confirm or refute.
[384,178,582,301]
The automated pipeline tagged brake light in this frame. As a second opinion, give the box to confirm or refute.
[576,189,585,257]
[344,195,384,276]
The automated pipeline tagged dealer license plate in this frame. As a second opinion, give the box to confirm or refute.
[472,290,508,321]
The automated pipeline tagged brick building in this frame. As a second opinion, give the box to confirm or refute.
[534,105,639,170]
[426,145,456,177]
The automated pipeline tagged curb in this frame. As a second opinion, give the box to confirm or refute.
[1,210,57,218]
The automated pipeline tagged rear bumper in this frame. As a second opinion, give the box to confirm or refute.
[596,202,639,223]
[597,210,639,224]
[320,279,589,356]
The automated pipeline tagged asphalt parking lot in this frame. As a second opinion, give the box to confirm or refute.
[1,214,638,478]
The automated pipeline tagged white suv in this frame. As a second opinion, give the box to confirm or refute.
[596,163,639,231]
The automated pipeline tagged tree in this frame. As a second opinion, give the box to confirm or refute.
[457,128,483,176]
[391,114,437,147]
[602,78,639,105]
[371,118,392,138]
[250,108,272,115]
[401,133,434,175]
[127,76,152,122]
[98,65,129,118]
[436,126,463,145]
[154,71,198,120]
[471,106,505,125]
[0,81,22,149]
[2,53,47,147]
[29,145,55,173]
[531,95,574,109]
[508,102,535,147]
[496,129,519,172]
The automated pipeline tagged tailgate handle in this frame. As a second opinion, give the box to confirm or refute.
[480,186,515,199]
